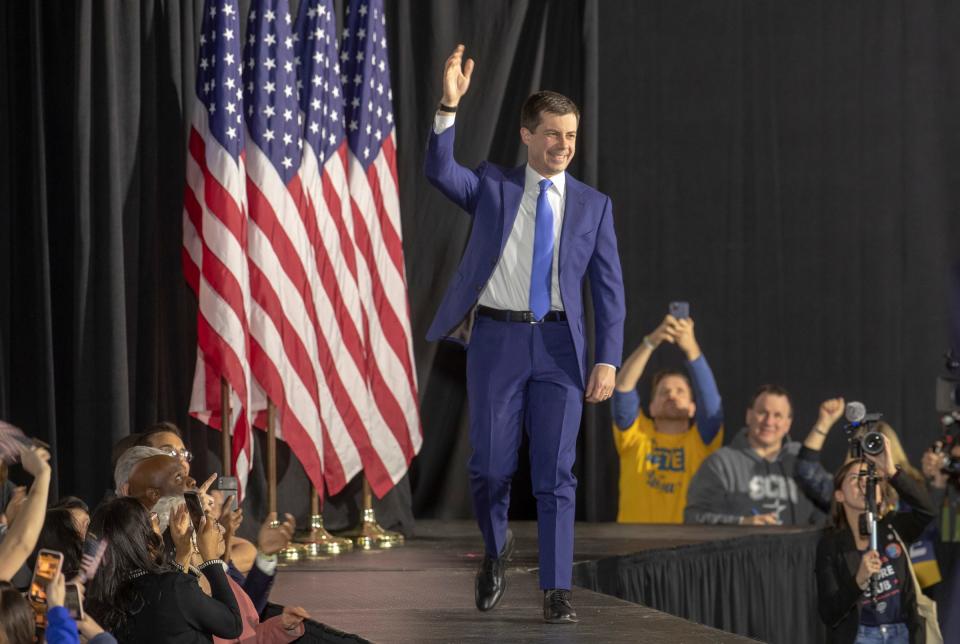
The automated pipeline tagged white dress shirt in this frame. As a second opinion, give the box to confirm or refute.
[434,113,564,311]
[433,112,614,372]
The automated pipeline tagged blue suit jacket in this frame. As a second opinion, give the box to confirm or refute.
[424,125,625,384]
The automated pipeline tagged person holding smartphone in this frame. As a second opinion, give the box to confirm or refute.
[84,496,242,643]
[44,572,115,644]
[612,310,724,523]
[0,444,51,581]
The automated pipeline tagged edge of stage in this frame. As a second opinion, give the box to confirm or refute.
[268,520,810,642]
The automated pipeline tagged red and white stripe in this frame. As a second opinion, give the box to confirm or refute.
[347,132,422,497]
[182,109,254,496]
[296,140,381,495]
[244,139,331,494]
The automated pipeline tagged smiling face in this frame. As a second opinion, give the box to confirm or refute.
[745,393,793,450]
[521,111,578,178]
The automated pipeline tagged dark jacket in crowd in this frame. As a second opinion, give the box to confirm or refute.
[815,470,936,644]
[684,428,825,526]
[111,562,242,644]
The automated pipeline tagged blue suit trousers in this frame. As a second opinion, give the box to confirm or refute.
[466,315,583,590]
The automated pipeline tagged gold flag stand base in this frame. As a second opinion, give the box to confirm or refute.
[351,507,404,550]
[341,478,404,550]
[297,513,354,557]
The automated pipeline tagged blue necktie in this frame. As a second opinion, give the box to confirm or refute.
[529,179,554,320]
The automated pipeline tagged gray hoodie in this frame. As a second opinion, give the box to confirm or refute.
[683,428,825,526]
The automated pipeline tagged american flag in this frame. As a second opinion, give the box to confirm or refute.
[182,0,254,497]
[293,0,377,495]
[340,0,422,495]
[242,0,332,494]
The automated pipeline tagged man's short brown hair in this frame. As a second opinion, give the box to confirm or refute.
[747,384,793,415]
[520,91,580,132]
[649,370,693,401]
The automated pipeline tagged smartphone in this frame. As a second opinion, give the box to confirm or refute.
[28,548,64,604]
[64,582,84,620]
[184,490,205,532]
[215,476,239,512]
[81,531,101,561]
[668,301,690,320]
[78,532,107,583]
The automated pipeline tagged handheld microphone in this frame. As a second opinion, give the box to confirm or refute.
[845,401,882,427]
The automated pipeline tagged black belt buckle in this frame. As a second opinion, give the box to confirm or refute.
[528,312,541,325]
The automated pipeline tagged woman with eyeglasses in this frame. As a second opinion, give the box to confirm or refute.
[85,497,241,643]
[815,435,937,644]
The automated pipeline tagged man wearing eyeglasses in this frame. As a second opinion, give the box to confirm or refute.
[137,421,259,573]
[137,421,194,474]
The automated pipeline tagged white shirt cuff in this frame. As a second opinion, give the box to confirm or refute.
[255,551,278,576]
[433,112,455,134]
[596,363,617,371]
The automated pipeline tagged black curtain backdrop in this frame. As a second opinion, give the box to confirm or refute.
[1,0,959,531]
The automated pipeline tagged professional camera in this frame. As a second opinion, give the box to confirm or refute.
[931,413,960,477]
[844,401,884,459]
[935,351,960,414]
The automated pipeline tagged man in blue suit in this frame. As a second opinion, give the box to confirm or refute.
[424,45,625,624]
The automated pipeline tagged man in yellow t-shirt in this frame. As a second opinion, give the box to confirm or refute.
[612,314,723,523]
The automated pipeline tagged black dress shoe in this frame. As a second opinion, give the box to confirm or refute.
[543,589,579,624]
[475,529,515,611]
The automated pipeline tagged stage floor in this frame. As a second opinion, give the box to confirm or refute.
[269,520,780,643]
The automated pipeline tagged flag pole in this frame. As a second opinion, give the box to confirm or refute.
[349,476,404,550]
[267,400,306,562]
[266,401,277,514]
[220,378,232,475]
[297,484,353,557]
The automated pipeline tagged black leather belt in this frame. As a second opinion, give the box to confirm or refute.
[477,305,567,324]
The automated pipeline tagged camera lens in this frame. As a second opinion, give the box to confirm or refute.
[862,431,885,456]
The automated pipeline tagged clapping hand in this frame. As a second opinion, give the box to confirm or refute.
[169,502,194,568]
[257,512,296,556]
[196,513,224,562]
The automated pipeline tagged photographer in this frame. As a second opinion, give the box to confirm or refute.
[815,436,937,644]
[797,402,943,589]
[922,429,960,641]
[921,428,960,545]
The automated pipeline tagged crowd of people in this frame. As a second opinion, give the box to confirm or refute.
[0,422,310,644]
[612,312,960,642]
[1,315,957,642]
